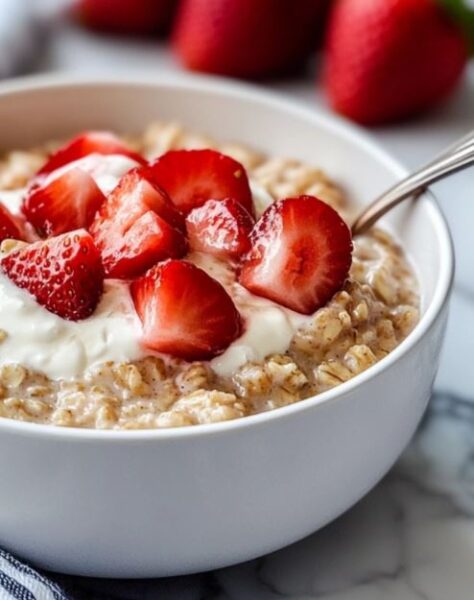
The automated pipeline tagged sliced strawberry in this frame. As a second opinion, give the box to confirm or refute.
[186,197,254,259]
[143,149,254,216]
[37,131,146,176]
[102,211,187,279]
[1,230,104,321]
[23,168,106,237]
[90,170,187,278]
[0,204,25,242]
[239,196,353,314]
[92,169,185,234]
[131,259,242,360]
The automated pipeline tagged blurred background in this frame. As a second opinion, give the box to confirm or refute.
[10,0,474,131]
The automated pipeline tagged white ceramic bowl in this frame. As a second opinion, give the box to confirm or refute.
[0,74,453,578]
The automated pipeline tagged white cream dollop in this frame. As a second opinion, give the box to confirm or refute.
[188,252,310,377]
[46,153,141,195]
[0,156,310,380]
[0,189,26,216]
[0,155,145,379]
[250,180,274,217]
[0,276,145,379]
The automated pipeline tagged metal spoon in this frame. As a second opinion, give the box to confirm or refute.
[351,129,474,236]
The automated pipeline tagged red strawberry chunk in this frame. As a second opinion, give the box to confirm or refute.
[239,196,353,315]
[143,149,254,216]
[0,204,25,242]
[1,230,104,321]
[90,170,187,278]
[23,168,106,238]
[105,210,186,280]
[37,131,146,176]
[186,197,254,259]
[131,259,242,360]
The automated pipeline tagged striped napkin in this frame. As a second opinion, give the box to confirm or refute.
[0,546,205,599]
[0,549,68,600]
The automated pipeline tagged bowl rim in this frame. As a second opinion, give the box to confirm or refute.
[0,72,454,441]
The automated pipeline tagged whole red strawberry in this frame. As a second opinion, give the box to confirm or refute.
[323,0,468,124]
[76,0,177,35]
[173,0,329,78]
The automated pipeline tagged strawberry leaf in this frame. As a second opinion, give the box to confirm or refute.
[439,0,474,53]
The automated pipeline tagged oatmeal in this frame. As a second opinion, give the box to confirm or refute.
[0,123,419,429]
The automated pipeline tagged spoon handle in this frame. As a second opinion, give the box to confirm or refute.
[351,130,474,236]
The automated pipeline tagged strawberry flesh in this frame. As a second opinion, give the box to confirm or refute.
[0,204,25,242]
[239,195,353,314]
[90,170,187,278]
[23,168,106,237]
[37,131,146,176]
[131,259,242,360]
[1,230,104,320]
[143,149,254,216]
[186,197,254,259]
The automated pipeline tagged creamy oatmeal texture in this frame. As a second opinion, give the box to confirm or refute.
[0,123,419,429]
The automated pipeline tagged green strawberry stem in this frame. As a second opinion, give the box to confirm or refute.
[439,0,474,53]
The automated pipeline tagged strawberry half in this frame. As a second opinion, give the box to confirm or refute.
[143,149,254,216]
[186,197,254,259]
[131,259,242,360]
[37,131,146,176]
[23,168,106,237]
[1,230,104,321]
[0,204,25,242]
[239,196,353,314]
[90,170,186,278]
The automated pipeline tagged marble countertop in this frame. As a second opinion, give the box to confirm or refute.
[26,12,474,599]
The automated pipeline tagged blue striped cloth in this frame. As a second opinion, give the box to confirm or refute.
[0,546,206,599]
[0,549,68,600]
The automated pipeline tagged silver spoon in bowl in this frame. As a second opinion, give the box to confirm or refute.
[351,129,474,236]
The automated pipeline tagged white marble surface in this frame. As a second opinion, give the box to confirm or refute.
[22,10,474,598]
